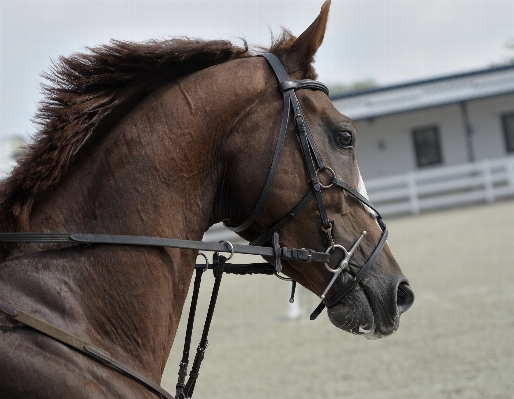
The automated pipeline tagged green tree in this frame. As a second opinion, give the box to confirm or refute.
[327,78,377,96]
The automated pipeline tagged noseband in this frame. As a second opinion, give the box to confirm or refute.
[225,53,388,320]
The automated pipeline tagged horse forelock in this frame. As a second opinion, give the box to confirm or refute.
[0,29,309,233]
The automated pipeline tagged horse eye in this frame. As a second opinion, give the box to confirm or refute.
[336,131,352,147]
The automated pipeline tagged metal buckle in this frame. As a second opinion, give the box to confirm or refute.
[321,221,335,250]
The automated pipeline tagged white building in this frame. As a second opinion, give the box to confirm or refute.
[330,64,514,217]
[331,64,514,180]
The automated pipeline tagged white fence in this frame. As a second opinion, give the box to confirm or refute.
[365,156,514,217]
[205,156,514,241]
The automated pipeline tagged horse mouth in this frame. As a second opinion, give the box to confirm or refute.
[326,279,414,339]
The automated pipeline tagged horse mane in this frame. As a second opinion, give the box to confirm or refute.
[0,30,303,232]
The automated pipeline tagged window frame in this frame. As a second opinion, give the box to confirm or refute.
[501,112,514,153]
[412,125,443,168]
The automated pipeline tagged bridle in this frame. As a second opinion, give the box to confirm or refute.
[225,53,389,320]
[0,53,388,399]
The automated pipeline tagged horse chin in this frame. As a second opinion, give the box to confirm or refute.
[326,290,398,340]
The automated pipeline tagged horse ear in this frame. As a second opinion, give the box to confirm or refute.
[283,0,331,75]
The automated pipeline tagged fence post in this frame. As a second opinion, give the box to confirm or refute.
[482,159,494,203]
[508,158,514,192]
[407,172,420,214]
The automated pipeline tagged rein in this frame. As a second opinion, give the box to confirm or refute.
[0,231,325,399]
[0,53,388,399]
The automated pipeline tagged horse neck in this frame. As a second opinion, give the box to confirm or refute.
[19,58,264,379]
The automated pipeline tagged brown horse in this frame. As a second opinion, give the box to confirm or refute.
[0,1,413,398]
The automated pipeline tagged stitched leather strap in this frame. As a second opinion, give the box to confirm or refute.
[0,300,172,399]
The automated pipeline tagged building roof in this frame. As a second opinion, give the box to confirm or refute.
[330,64,514,121]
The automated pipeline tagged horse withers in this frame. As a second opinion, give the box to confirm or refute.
[0,1,413,397]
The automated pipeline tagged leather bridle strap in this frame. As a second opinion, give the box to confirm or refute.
[224,52,333,234]
[262,53,332,233]
[250,190,315,247]
[0,299,173,399]
[224,67,292,233]
[230,53,389,321]
[0,232,329,264]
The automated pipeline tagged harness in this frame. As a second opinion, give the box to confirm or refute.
[226,53,389,320]
[0,53,388,399]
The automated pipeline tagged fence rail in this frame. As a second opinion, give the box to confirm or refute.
[366,156,514,217]
[204,156,514,242]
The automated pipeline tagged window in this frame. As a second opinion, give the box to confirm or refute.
[412,125,443,167]
[502,112,514,153]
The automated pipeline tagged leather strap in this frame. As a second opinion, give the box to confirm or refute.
[201,261,274,275]
[183,254,226,398]
[0,232,329,264]
[225,52,331,234]
[224,91,291,233]
[279,80,329,96]
[250,190,315,246]
[176,267,205,399]
[0,300,172,399]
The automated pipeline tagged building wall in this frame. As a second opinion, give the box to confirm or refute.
[468,93,514,160]
[350,93,514,180]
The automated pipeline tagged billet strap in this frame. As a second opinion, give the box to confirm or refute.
[0,232,329,264]
[0,300,172,399]
[279,80,329,96]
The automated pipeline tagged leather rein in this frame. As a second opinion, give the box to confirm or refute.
[0,53,388,399]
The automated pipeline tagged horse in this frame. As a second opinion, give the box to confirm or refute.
[0,1,414,398]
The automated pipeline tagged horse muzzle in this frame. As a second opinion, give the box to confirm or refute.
[327,274,414,339]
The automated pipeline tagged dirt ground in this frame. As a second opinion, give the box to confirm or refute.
[161,199,514,399]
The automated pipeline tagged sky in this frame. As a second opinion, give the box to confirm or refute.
[1,0,513,139]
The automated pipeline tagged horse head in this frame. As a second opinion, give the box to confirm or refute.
[221,0,414,338]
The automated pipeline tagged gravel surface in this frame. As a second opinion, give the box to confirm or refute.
[161,199,514,399]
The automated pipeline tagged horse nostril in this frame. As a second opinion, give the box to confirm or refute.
[396,282,414,314]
